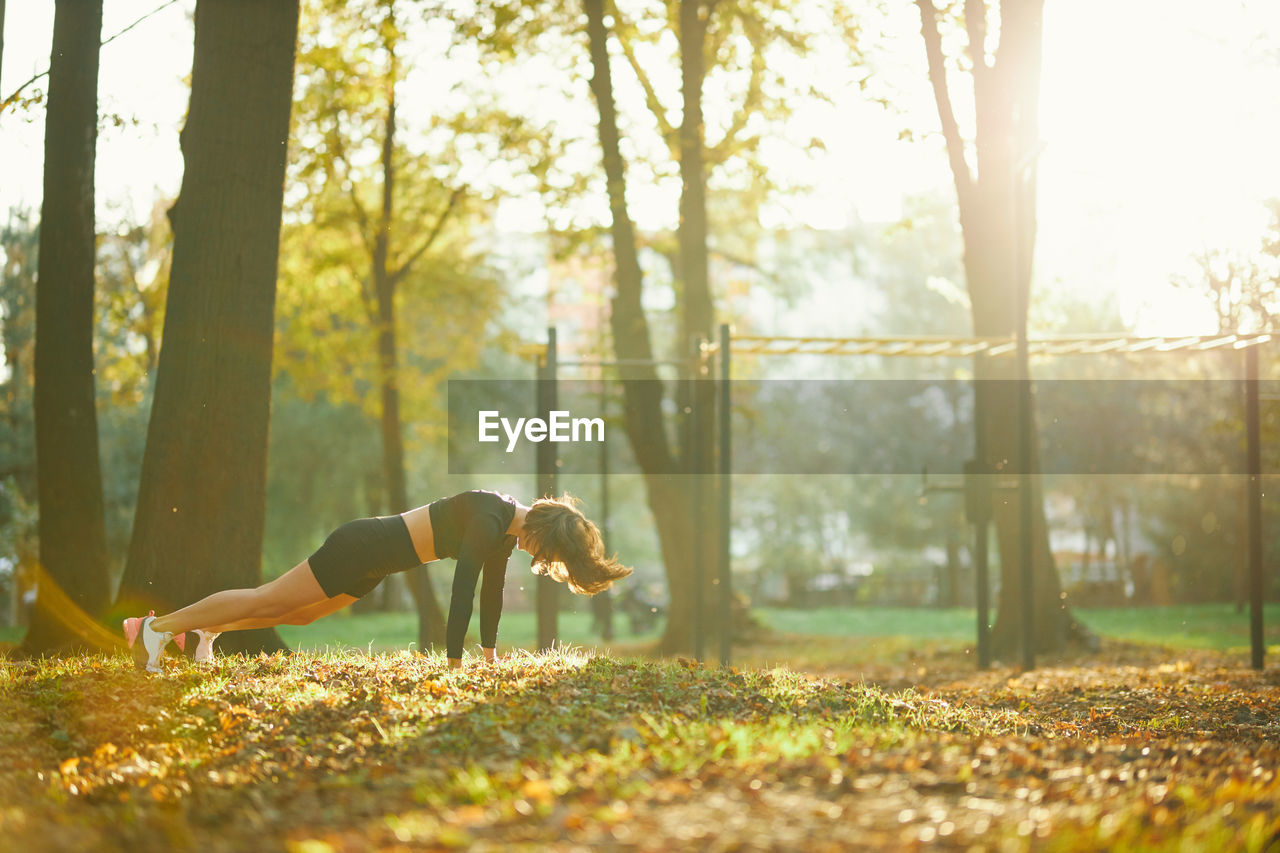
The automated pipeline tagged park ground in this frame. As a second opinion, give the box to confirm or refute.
[0,605,1278,852]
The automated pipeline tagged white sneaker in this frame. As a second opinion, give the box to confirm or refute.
[122,611,183,673]
[192,629,221,663]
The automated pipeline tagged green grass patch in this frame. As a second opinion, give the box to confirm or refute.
[752,603,1280,652]
[1072,603,1280,652]
[753,606,977,639]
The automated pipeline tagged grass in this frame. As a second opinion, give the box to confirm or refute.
[1072,603,1280,652]
[1,644,1277,851]
[0,648,1015,851]
[3,603,1277,654]
[755,606,977,639]
[277,603,1280,656]
[755,603,1280,653]
[3,600,1279,849]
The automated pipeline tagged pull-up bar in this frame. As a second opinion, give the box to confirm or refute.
[557,359,692,369]
[726,332,1272,358]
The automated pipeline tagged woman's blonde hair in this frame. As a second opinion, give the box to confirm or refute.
[523,494,632,595]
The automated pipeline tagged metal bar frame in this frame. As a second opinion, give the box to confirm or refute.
[558,359,693,369]
[536,327,559,650]
[532,324,1272,671]
[724,333,1273,358]
[718,323,733,667]
[689,336,706,663]
[1246,345,1264,670]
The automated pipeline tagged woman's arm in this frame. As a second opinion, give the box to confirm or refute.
[445,514,505,666]
[477,535,515,662]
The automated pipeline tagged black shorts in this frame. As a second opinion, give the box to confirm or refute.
[307,515,422,598]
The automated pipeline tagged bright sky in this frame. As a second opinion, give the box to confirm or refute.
[3,0,1280,337]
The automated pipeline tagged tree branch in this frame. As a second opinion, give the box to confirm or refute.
[2,0,180,113]
[915,0,974,204]
[321,113,375,263]
[608,0,678,156]
[388,185,464,287]
[964,0,989,76]
[707,13,765,167]
[347,181,375,261]
[708,245,784,288]
[355,276,378,320]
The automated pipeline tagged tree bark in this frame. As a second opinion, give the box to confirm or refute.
[115,0,299,656]
[916,0,1080,657]
[24,0,112,655]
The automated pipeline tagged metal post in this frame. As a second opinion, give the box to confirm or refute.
[690,336,706,662]
[1013,150,1035,672]
[536,327,559,650]
[718,323,733,666]
[966,365,993,670]
[971,354,992,670]
[974,506,991,669]
[1017,361,1036,668]
[596,376,613,642]
[1246,342,1264,670]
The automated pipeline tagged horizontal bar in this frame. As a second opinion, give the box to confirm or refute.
[557,359,691,368]
[727,333,1275,357]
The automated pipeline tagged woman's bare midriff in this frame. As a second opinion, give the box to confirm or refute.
[400,504,439,565]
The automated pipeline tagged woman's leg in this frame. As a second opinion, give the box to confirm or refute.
[198,593,358,634]
[150,560,330,636]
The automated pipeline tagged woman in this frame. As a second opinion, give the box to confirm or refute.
[123,491,631,673]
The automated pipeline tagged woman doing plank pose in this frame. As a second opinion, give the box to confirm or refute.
[123,491,630,673]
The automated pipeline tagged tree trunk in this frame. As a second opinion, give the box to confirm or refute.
[678,0,711,345]
[24,0,112,655]
[917,0,1081,658]
[676,0,724,653]
[585,0,707,655]
[115,0,299,656]
[369,65,446,650]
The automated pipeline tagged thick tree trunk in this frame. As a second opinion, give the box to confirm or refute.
[24,0,112,655]
[115,0,299,656]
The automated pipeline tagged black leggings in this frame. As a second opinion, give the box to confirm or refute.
[307,515,422,598]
